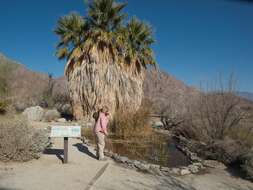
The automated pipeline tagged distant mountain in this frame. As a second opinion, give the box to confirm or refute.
[0,53,51,110]
[237,92,253,102]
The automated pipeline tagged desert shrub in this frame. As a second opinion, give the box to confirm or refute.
[175,76,247,143]
[228,125,253,148]
[239,150,253,181]
[0,115,49,162]
[109,102,152,140]
[201,137,247,164]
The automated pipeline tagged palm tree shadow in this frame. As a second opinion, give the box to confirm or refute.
[43,148,64,163]
[73,143,97,160]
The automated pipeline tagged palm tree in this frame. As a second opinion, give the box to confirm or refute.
[55,0,156,120]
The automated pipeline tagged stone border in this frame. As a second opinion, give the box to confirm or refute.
[82,136,207,176]
[104,150,206,176]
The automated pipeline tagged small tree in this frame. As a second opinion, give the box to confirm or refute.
[41,73,55,108]
[176,75,247,142]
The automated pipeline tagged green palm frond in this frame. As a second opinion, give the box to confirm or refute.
[124,17,156,67]
[88,0,127,31]
[55,12,88,59]
[55,0,156,71]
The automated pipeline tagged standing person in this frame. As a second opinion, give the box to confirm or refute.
[93,106,109,161]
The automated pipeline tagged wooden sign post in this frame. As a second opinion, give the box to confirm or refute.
[64,137,68,163]
[50,126,81,164]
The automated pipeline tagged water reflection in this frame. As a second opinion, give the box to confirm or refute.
[106,132,190,167]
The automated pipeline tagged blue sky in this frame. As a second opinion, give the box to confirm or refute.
[0,0,252,92]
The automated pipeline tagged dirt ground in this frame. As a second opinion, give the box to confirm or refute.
[0,135,253,190]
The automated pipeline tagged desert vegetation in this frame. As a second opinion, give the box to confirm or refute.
[174,77,251,143]
[0,56,16,114]
[109,101,153,140]
[158,76,253,180]
[0,114,48,162]
[55,0,156,120]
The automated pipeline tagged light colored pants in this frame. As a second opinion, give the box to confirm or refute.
[95,132,105,159]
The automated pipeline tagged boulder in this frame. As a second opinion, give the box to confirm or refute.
[43,109,61,122]
[149,164,163,176]
[192,162,204,169]
[118,156,129,163]
[170,168,181,175]
[23,106,44,121]
[203,160,226,169]
[188,164,199,174]
[180,168,191,175]
[57,118,67,123]
[135,163,150,172]
[153,121,164,128]
[133,160,141,167]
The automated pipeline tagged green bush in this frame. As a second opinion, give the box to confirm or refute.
[0,115,49,162]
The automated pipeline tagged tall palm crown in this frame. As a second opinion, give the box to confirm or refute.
[55,0,156,70]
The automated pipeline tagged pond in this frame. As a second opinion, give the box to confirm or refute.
[83,128,190,168]
[106,132,190,168]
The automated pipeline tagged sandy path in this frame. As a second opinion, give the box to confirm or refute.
[0,137,252,190]
[0,138,193,190]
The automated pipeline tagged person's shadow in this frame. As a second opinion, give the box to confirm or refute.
[43,148,64,163]
[73,143,97,160]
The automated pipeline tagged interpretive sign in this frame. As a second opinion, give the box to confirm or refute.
[50,126,81,164]
[50,126,81,138]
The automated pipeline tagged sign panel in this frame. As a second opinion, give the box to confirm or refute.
[50,126,81,138]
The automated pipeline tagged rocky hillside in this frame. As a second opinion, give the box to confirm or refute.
[0,53,199,113]
[143,69,200,113]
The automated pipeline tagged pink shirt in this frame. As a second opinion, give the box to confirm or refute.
[94,112,109,134]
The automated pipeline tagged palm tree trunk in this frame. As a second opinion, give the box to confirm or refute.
[65,46,144,120]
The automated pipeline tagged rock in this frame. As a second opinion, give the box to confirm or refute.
[23,106,44,121]
[133,160,141,167]
[160,167,171,173]
[112,154,130,164]
[43,109,61,122]
[112,154,121,162]
[188,164,199,174]
[203,160,227,169]
[190,154,202,162]
[180,168,191,175]
[170,168,181,175]
[153,121,164,128]
[57,118,66,123]
[135,163,150,172]
[149,164,163,176]
[118,156,129,163]
[192,162,204,169]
